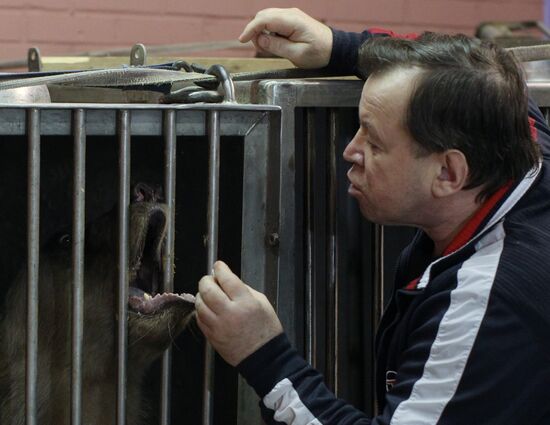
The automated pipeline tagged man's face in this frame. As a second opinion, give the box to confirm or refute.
[343,68,438,226]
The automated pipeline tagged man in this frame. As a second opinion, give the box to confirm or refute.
[196,8,550,424]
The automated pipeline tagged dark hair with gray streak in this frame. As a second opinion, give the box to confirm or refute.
[358,33,540,201]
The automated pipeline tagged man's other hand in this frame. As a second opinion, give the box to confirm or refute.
[239,8,333,69]
[196,260,283,366]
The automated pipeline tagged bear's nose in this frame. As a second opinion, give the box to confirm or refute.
[132,182,164,203]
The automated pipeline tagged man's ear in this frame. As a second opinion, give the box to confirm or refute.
[432,149,469,198]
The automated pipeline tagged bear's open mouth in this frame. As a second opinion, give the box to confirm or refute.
[128,287,195,315]
[127,204,195,315]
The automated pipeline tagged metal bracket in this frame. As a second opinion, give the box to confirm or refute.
[27,47,42,72]
[160,63,236,104]
[130,44,147,66]
[205,64,236,103]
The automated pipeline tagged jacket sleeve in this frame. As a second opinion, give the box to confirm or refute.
[327,28,419,75]
[237,333,372,424]
[235,327,431,425]
[326,29,373,75]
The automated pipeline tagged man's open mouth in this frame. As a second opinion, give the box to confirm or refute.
[127,203,195,315]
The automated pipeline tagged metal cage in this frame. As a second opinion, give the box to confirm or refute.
[0,102,281,425]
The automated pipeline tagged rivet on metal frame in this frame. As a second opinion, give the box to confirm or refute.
[267,233,280,247]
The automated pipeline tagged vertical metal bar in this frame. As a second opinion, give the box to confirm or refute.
[237,110,281,425]
[26,108,40,425]
[160,110,177,425]
[326,109,339,394]
[202,110,220,425]
[371,223,384,415]
[117,110,131,425]
[71,109,86,425]
[305,109,316,367]
[263,88,299,348]
[373,226,385,324]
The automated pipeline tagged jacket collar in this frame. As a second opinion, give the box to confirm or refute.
[415,162,542,290]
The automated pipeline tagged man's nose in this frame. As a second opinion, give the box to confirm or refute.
[343,132,363,165]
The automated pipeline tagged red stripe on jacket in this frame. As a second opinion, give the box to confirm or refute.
[528,116,538,141]
[405,182,512,290]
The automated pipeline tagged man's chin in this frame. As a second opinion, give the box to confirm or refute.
[347,185,386,223]
[351,197,377,222]
[356,200,389,224]
[359,206,406,226]
[359,206,379,223]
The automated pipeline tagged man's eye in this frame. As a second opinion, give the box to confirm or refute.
[367,140,380,151]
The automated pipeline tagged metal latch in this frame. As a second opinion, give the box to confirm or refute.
[161,62,236,104]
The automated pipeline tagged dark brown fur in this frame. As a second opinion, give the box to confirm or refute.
[0,187,195,425]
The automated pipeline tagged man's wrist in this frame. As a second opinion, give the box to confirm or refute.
[326,28,371,75]
[237,332,309,398]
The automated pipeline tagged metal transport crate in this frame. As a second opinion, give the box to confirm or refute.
[0,102,281,425]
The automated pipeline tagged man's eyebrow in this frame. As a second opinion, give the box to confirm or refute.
[361,119,381,141]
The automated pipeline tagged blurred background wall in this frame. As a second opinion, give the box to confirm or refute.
[0,0,543,62]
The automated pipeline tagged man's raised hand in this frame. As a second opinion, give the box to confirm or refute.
[196,260,283,366]
[239,8,333,69]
